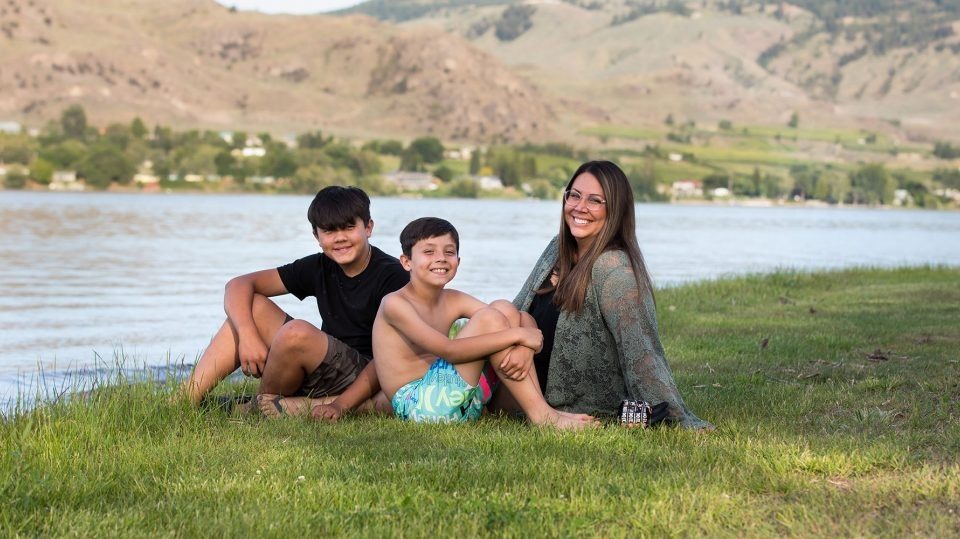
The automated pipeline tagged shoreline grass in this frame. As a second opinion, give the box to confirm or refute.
[2,267,959,536]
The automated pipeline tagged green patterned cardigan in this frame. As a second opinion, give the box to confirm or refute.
[513,236,712,429]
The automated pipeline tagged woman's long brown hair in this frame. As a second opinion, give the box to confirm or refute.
[550,160,654,313]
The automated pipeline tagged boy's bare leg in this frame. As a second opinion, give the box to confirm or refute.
[312,363,391,422]
[257,320,330,396]
[485,299,545,412]
[487,383,521,413]
[255,393,389,418]
[455,304,597,430]
[182,294,289,405]
[448,306,512,385]
[255,395,334,418]
[487,361,588,420]
[492,359,597,429]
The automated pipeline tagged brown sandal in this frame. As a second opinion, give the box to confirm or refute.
[256,394,286,418]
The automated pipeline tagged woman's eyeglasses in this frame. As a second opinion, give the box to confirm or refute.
[564,190,606,211]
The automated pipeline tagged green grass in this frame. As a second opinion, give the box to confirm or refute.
[3,267,959,536]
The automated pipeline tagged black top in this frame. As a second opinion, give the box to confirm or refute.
[528,276,560,394]
[277,246,408,357]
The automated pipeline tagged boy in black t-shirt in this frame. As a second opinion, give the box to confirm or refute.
[182,186,408,416]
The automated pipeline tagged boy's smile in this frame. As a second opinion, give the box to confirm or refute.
[315,217,374,276]
[401,233,460,286]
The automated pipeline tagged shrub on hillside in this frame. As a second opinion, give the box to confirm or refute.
[495,5,535,42]
[933,141,960,160]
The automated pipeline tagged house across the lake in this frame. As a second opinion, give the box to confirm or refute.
[472,175,504,191]
[49,170,83,191]
[382,171,440,191]
[671,180,703,198]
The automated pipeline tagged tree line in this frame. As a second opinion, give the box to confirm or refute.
[2,104,956,208]
[0,105,445,194]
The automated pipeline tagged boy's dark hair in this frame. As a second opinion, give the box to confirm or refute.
[400,217,460,257]
[307,186,371,232]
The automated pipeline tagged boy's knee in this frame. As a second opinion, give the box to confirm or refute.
[488,299,520,324]
[489,299,517,313]
[272,320,324,351]
[471,306,509,330]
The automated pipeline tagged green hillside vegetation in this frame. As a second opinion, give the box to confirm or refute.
[3,267,959,535]
[0,105,390,194]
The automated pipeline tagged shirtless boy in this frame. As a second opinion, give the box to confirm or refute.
[181,186,408,415]
[365,217,597,428]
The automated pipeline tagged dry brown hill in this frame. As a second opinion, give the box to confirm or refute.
[422,3,812,127]
[4,0,959,143]
[369,0,960,140]
[0,0,554,141]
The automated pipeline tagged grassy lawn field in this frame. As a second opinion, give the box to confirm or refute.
[2,267,958,536]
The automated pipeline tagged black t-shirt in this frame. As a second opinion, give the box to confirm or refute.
[528,276,560,394]
[276,246,408,357]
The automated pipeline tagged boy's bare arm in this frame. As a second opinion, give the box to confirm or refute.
[453,291,536,380]
[383,294,542,364]
[224,269,288,377]
[313,362,380,422]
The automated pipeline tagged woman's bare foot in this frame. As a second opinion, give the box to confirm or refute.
[558,410,601,424]
[530,408,599,430]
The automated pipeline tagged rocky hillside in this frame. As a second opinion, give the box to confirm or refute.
[344,0,960,139]
[0,0,554,141]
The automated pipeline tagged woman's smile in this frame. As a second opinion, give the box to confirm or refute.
[564,172,607,247]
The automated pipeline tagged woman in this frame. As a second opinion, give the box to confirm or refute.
[510,160,711,429]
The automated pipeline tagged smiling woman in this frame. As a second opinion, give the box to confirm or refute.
[506,160,713,429]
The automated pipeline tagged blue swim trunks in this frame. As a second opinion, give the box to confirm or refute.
[392,359,492,423]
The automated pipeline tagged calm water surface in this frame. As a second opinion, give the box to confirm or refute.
[2,191,959,404]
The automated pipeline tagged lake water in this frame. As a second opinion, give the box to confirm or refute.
[2,191,959,406]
